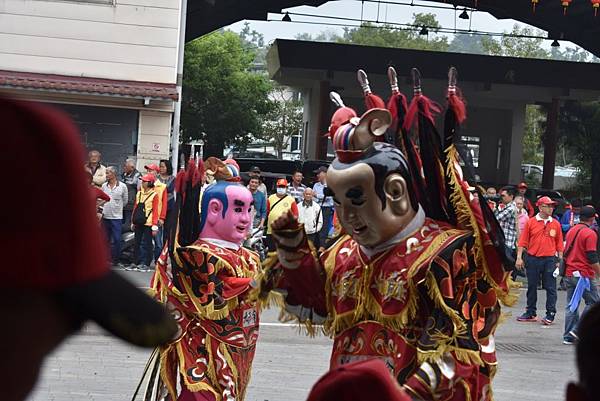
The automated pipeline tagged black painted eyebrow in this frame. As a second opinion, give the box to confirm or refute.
[346,187,364,200]
[234,199,245,206]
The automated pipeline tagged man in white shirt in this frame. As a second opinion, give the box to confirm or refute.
[102,166,128,265]
[297,188,323,248]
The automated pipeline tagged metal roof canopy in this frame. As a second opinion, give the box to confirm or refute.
[186,0,600,57]
[267,39,600,100]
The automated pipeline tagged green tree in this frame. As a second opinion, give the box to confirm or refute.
[448,34,485,54]
[555,101,600,202]
[181,31,274,157]
[295,30,342,42]
[550,46,595,63]
[522,105,544,166]
[239,22,267,68]
[480,25,549,59]
[337,13,449,51]
[260,86,304,159]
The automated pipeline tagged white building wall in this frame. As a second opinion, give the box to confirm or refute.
[0,0,180,83]
[137,109,172,168]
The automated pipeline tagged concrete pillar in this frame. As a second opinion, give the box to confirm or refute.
[508,104,526,184]
[303,81,331,160]
[542,98,560,189]
[315,81,330,160]
[137,110,172,169]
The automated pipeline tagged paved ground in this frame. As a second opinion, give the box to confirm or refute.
[28,271,578,401]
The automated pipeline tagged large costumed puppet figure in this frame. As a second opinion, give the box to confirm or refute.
[137,157,261,401]
[255,67,516,401]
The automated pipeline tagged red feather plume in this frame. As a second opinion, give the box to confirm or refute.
[364,93,386,110]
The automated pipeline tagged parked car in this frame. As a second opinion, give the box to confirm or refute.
[523,188,568,217]
[236,158,330,192]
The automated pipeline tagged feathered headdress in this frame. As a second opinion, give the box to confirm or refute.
[442,67,516,306]
[402,68,449,223]
[328,70,392,163]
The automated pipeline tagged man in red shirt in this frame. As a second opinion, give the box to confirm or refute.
[562,206,600,344]
[515,196,564,324]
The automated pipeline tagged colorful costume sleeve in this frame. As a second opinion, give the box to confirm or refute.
[254,226,328,329]
[96,187,111,202]
[175,245,254,320]
[403,235,498,401]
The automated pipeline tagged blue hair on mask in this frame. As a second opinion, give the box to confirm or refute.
[199,181,237,233]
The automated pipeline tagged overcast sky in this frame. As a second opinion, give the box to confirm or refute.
[225,0,579,50]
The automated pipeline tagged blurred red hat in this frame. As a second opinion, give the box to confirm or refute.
[3,97,175,347]
[141,173,156,183]
[536,196,557,206]
[144,163,160,172]
[517,182,528,189]
[277,178,289,187]
[306,359,410,401]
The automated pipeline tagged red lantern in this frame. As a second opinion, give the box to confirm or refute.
[593,0,600,16]
[561,0,572,14]
[531,0,539,13]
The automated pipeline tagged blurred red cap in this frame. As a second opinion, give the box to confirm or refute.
[144,163,160,172]
[2,97,176,347]
[307,359,409,401]
[277,178,289,187]
[517,182,528,189]
[141,173,156,183]
[536,196,557,206]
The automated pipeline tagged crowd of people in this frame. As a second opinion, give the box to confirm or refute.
[488,182,599,345]
[86,151,176,271]
[8,79,600,401]
[86,151,335,271]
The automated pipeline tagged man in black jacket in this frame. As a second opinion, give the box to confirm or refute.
[121,158,141,229]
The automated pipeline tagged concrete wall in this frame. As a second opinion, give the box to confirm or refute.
[137,109,172,168]
[0,0,180,83]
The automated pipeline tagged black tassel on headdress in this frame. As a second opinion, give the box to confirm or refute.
[172,157,204,252]
[403,68,449,223]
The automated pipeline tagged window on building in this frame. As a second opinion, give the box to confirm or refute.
[291,134,302,152]
[459,136,480,168]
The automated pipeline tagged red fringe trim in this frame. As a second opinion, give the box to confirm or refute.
[403,95,441,132]
[364,93,385,110]
[175,158,204,200]
[386,92,408,129]
[448,93,467,124]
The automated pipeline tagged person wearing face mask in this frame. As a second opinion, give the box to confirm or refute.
[254,68,513,401]
[265,178,298,252]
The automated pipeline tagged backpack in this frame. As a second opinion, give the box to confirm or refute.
[132,193,153,225]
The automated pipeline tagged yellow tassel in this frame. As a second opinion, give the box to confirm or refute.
[220,343,239,388]
[174,340,221,399]
[444,145,519,308]
[159,348,179,401]
[460,379,473,401]
[425,271,467,336]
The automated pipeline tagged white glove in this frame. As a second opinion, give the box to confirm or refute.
[553,267,560,278]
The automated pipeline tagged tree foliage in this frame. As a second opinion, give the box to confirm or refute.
[556,101,600,202]
[336,13,449,51]
[239,22,268,68]
[260,86,304,159]
[181,31,274,157]
[480,25,549,58]
[522,105,544,166]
